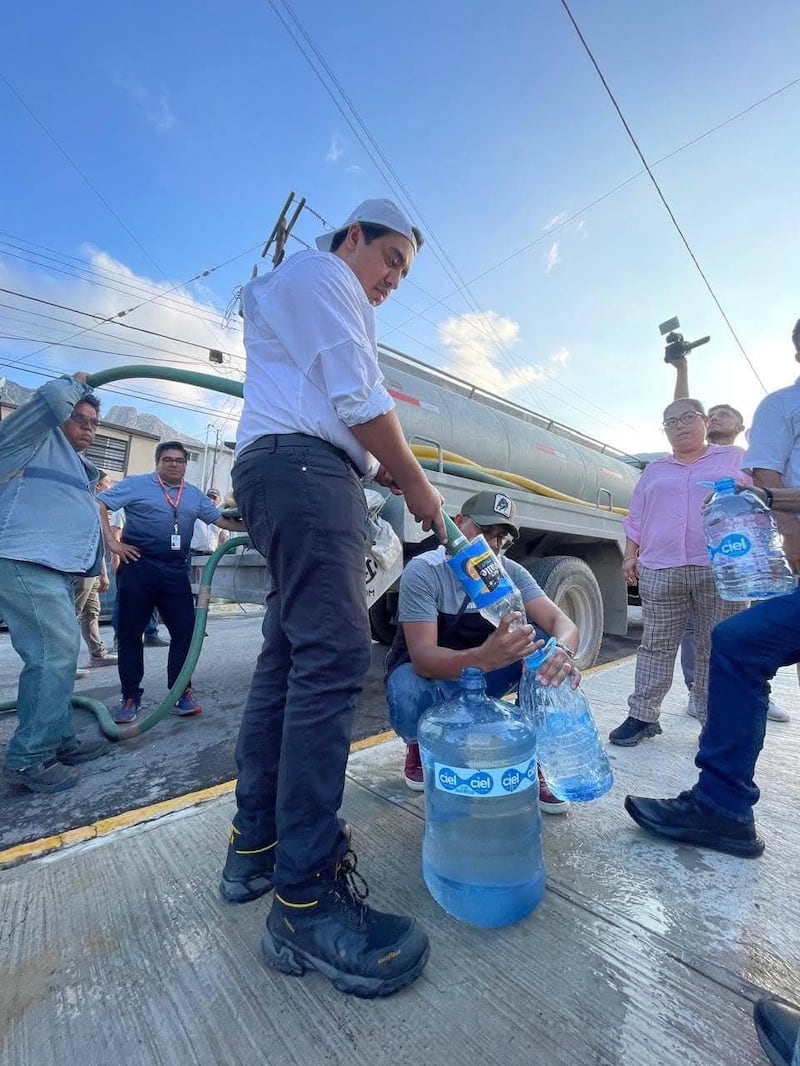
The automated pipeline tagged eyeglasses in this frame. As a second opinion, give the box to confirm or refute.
[662,411,704,430]
[159,456,187,465]
[473,523,517,552]
[69,412,99,430]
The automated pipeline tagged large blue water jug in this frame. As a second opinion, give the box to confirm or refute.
[417,667,545,928]
[519,639,613,802]
[703,477,794,601]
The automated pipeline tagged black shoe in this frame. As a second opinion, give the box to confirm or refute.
[609,716,663,746]
[57,735,110,765]
[220,818,353,904]
[624,790,765,858]
[262,849,430,998]
[3,760,79,794]
[754,998,800,1066]
[143,635,170,647]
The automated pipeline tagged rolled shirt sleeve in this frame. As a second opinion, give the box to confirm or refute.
[743,394,793,475]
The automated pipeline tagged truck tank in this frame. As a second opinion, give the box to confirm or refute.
[378,345,641,511]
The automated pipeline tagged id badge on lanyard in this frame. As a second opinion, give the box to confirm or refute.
[157,474,185,551]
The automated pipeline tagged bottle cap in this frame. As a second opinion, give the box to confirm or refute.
[524,636,558,670]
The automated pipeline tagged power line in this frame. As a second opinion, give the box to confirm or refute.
[0,286,246,362]
[266,1,534,407]
[558,0,768,393]
[0,239,238,330]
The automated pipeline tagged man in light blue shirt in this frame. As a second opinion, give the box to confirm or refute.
[98,441,244,724]
[0,373,109,793]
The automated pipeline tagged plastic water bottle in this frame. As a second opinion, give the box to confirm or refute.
[441,513,526,630]
[417,667,545,927]
[703,478,794,601]
[519,638,613,802]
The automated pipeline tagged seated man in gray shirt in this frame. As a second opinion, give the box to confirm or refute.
[385,491,581,813]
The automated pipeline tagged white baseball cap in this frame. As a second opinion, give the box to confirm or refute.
[315,198,421,253]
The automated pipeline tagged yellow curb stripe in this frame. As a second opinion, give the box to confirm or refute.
[0,653,639,872]
[583,653,637,675]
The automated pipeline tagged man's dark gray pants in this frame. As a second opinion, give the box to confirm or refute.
[231,433,371,894]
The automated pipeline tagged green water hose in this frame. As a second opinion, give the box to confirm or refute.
[0,535,250,741]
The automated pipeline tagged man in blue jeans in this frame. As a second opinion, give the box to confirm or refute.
[0,373,108,793]
[625,482,800,857]
[385,491,582,812]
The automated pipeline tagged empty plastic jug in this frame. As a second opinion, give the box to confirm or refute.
[441,513,526,629]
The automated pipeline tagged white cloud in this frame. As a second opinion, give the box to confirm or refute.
[551,347,569,365]
[437,311,547,399]
[346,163,362,174]
[325,134,345,163]
[545,241,560,274]
[544,211,568,230]
[0,249,245,437]
[111,72,176,132]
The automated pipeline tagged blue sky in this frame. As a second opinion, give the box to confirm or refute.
[1,0,798,455]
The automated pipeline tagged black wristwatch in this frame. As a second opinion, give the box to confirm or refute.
[763,487,774,509]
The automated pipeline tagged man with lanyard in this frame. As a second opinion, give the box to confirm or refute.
[219,199,443,999]
[385,492,581,811]
[0,373,108,793]
[98,441,245,724]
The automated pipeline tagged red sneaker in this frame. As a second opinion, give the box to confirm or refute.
[537,766,570,815]
[403,742,424,791]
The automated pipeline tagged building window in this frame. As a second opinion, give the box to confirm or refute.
[186,450,200,463]
[86,434,129,473]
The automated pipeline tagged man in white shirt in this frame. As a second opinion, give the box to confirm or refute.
[190,488,228,555]
[221,199,443,999]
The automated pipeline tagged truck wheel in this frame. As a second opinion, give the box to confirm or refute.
[524,556,604,670]
[369,593,398,647]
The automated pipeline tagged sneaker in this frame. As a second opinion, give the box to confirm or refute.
[262,849,430,998]
[624,790,765,858]
[143,635,170,647]
[174,686,202,716]
[609,716,663,746]
[220,819,353,904]
[537,766,570,814]
[3,760,79,794]
[403,742,424,791]
[767,699,790,723]
[114,696,141,724]
[87,653,118,668]
[753,997,800,1066]
[57,735,110,765]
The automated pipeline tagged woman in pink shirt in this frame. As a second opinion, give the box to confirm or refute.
[610,398,749,746]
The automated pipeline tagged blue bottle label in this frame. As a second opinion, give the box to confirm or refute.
[434,756,537,797]
[708,532,752,559]
[447,537,515,608]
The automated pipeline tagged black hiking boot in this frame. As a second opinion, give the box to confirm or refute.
[262,849,430,999]
[220,819,352,903]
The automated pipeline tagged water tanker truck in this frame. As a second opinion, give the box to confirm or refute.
[204,344,642,671]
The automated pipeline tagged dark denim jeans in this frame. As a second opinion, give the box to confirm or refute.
[693,585,800,821]
[231,434,371,893]
[116,557,194,700]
